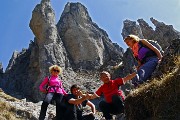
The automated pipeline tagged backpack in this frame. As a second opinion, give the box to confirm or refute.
[147,40,164,54]
[138,40,164,63]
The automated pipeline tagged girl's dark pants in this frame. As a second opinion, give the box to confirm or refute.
[99,95,124,119]
[39,93,64,120]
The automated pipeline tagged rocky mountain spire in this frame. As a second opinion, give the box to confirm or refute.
[29,0,70,101]
[0,1,123,102]
[121,19,143,39]
[1,1,179,103]
[6,50,18,72]
[150,17,180,49]
[30,0,57,45]
[137,19,154,39]
[57,2,123,70]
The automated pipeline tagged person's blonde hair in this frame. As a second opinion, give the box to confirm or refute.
[49,65,62,75]
[124,34,140,43]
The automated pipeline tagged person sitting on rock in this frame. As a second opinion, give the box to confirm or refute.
[64,84,96,120]
[124,34,163,87]
[87,71,135,120]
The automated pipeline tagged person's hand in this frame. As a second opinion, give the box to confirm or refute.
[158,57,162,64]
[86,93,93,99]
[86,93,92,99]
[77,90,83,96]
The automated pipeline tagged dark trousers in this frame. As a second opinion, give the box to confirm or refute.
[82,113,95,120]
[63,107,77,120]
[99,95,124,119]
[39,93,64,120]
[77,110,95,120]
[64,108,95,120]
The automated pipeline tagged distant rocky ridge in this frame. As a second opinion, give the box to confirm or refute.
[0,0,180,105]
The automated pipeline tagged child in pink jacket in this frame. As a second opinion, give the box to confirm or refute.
[39,65,67,120]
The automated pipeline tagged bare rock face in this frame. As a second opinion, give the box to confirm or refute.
[57,2,123,70]
[6,51,19,72]
[137,19,154,40]
[1,0,69,101]
[1,1,123,102]
[3,48,31,98]
[121,19,143,39]
[29,0,67,67]
[152,38,180,78]
[150,17,180,49]
[30,0,56,45]
[2,0,179,103]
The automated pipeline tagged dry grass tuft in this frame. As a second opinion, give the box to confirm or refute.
[125,56,180,120]
[0,89,24,119]
[0,101,21,120]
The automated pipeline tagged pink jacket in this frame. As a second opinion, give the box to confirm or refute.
[39,75,67,95]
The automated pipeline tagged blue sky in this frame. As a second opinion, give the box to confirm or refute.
[0,0,180,70]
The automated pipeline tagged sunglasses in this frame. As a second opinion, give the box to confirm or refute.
[53,69,60,73]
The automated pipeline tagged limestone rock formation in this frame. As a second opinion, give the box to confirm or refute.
[2,48,31,99]
[150,17,180,49]
[57,2,123,70]
[1,0,123,102]
[0,0,179,104]
[6,50,19,72]
[29,0,69,101]
[0,1,180,119]
[121,19,143,39]
[2,0,70,101]
[152,38,180,78]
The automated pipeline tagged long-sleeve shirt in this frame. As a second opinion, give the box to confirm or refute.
[39,75,67,95]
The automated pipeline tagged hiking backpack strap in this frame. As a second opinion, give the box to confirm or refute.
[46,76,62,93]
[138,41,157,63]
[46,76,51,92]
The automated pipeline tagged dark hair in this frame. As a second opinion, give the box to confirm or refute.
[70,84,80,93]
